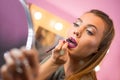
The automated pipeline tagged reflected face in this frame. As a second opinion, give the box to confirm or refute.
[67,13,105,59]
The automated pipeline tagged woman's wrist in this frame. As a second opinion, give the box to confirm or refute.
[49,57,62,67]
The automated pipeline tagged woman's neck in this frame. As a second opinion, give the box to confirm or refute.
[64,58,85,78]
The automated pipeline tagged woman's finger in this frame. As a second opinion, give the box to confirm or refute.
[21,48,39,77]
[62,41,68,50]
[4,52,16,73]
[3,51,25,80]
[1,65,13,80]
[51,40,68,65]
[8,48,36,80]
[60,42,68,55]
[59,42,68,61]
[54,40,65,52]
[19,59,33,80]
[9,48,25,74]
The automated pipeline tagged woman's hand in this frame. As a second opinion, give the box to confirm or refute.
[39,40,69,80]
[0,40,68,80]
[1,48,40,80]
[51,40,68,65]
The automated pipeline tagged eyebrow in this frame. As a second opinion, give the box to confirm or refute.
[77,18,83,22]
[77,18,98,31]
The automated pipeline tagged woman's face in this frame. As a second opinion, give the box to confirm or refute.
[67,13,105,59]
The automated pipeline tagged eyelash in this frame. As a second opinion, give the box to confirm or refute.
[73,22,94,35]
[86,30,94,35]
[73,22,80,27]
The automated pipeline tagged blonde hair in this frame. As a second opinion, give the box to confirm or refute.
[67,9,115,80]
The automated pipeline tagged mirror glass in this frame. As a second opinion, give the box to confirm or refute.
[29,4,70,62]
[0,0,28,66]
[0,0,70,65]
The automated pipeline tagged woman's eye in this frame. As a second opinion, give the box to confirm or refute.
[73,22,79,27]
[73,19,82,27]
[86,30,94,35]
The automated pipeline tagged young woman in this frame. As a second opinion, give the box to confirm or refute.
[1,9,115,80]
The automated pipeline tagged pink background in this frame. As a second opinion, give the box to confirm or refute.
[0,0,120,80]
[26,0,120,79]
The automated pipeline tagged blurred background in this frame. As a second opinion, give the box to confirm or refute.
[0,0,120,80]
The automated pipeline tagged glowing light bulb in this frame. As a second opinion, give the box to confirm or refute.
[34,12,42,20]
[54,22,63,31]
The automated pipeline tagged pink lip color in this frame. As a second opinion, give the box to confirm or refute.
[66,37,77,48]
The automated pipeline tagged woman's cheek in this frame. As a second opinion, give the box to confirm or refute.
[86,40,99,54]
[67,27,74,36]
[90,39,99,48]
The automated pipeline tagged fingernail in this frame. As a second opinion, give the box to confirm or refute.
[4,52,14,65]
[63,40,66,43]
[11,49,22,58]
[4,52,9,58]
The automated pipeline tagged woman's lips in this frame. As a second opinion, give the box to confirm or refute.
[66,37,78,48]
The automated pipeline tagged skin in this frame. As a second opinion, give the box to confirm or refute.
[1,13,105,80]
[64,13,105,77]
[67,13,105,59]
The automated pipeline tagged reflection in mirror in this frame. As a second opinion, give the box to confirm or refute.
[35,26,63,61]
[29,4,71,62]
[19,1,63,62]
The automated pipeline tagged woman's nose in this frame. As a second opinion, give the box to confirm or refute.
[73,30,81,38]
